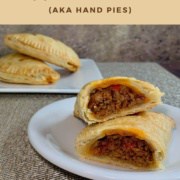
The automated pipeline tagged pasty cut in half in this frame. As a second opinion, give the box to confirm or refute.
[4,33,80,72]
[0,53,60,85]
[74,77,164,124]
[76,112,175,170]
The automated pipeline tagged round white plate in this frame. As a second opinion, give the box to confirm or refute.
[28,97,180,180]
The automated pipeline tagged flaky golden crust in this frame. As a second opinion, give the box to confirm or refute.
[0,53,60,85]
[74,77,164,124]
[76,112,175,170]
[4,33,80,72]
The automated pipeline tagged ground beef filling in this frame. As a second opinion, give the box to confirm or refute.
[88,84,145,118]
[92,134,154,167]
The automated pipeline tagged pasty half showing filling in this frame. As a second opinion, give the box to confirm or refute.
[88,84,146,118]
[91,134,154,167]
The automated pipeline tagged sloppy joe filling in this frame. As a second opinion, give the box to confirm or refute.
[91,134,154,167]
[88,84,145,118]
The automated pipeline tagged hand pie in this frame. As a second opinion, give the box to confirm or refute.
[74,77,164,124]
[0,53,60,85]
[4,33,80,72]
[76,112,175,170]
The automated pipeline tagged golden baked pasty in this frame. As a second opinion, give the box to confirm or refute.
[74,77,164,124]
[76,112,175,170]
[0,53,60,85]
[4,33,80,72]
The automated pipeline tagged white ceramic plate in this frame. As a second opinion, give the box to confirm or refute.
[0,59,102,93]
[28,97,180,180]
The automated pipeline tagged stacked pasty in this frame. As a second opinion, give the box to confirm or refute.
[0,33,80,85]
[74,77,164,124]
[76,112,174,170]
[4,33,80,72]
[0,53,60,85]
[74,77,174,170]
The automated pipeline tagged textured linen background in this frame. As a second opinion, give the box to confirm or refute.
[1,63,180,180]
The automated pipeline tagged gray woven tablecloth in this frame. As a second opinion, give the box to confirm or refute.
[0,63,179,180]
